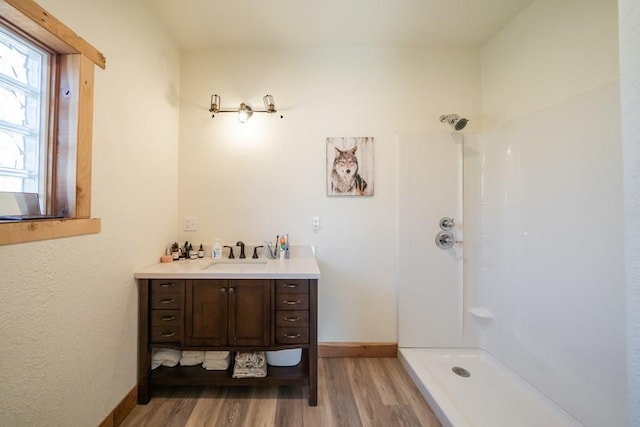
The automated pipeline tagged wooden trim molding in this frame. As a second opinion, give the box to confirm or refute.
[0,218,100,245]
[98,386,137,427]
[318,342,398,358]
[0,0,106,68]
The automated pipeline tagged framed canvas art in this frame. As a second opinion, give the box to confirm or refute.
[326,137,374,196]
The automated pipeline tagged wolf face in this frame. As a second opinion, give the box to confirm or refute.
[331,146,368,194]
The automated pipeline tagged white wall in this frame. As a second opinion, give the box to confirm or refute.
[619,0,640,425]
[178,47,480,342]
[0,0,180,425]
[475,0,625,425]
[481,0,619,129]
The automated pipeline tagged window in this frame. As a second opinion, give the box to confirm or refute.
[0,0,106,244]
[0,23,50,211]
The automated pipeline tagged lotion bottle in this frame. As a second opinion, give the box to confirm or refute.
[212,239,222,259]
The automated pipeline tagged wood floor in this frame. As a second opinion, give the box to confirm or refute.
[121,358,442,427]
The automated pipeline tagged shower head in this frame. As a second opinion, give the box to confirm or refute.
[440,114,469,131]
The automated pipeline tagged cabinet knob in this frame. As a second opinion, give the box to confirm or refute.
[160,298,176,304]
[283,283,298,289]
[160,331,176,338]
[229,287,235,293]
[283,299,301,305]
[160,316,176,321]
[220,288,226,293]
[283,316,301,322]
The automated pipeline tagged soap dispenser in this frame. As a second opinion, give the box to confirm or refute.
[212,239,223,259]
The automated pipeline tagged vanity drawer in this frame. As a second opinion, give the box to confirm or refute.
[275,279,309,294]
[151,326,182,343]
[276,310,309,327]
[276,294,309,310]
[276,327,309,344]
[151,293,183,310]
[151,280,185,294]
[151,310,182,326]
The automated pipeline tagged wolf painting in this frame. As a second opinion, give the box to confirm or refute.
[327,137,373,196]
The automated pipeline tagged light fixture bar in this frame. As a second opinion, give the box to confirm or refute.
[209,94,281,121]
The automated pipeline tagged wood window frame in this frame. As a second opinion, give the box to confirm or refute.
[0,0,105,245]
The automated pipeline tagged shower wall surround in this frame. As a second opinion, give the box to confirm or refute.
[471,0,625,425]
[619,0,640,423]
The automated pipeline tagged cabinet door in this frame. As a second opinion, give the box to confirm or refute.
[228,279,271,346]
[186,279,228,346]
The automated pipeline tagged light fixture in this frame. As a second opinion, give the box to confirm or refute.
[209,94,281,122]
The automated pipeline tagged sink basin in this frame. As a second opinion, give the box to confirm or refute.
[203,260,268,271]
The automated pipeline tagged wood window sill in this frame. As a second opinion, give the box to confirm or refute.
[0,218,101,245]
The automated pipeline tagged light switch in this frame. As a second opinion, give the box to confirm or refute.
[312,216,320,232]
[184,216,198,231]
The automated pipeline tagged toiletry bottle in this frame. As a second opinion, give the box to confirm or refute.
[285,234,290,259]
[198,244,205,258]
[212,239,222,259]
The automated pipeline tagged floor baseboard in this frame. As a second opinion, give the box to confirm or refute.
[318,342,398,358]
[98,385,137,427]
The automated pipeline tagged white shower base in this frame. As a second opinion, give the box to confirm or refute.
[398,348,582,427]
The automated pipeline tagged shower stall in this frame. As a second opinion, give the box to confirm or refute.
[397,82,626,426]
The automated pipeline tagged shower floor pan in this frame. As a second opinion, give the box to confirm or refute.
[398,348,582,427]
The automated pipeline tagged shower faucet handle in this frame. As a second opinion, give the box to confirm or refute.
[435,230,462,250]
[439,217,455,230]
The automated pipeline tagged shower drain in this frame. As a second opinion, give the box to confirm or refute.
[452,366,470,378]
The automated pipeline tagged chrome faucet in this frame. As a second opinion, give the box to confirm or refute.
[236,241,246,259]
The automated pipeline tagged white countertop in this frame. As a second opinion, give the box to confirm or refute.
[134,246,320,280]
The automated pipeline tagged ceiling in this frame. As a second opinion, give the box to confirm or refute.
[144,0,534,50]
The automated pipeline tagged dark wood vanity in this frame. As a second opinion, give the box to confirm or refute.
[135,250,320,407]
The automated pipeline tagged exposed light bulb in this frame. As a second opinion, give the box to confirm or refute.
[238,103,252,123]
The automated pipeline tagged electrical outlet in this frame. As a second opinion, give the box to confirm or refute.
[184,216,198,231]
[312,216,320,232]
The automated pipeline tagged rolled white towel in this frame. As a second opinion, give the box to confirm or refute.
[204,351,230,361]
[180,350,205,366]
[151,348,181,367]
[203,354,231,370]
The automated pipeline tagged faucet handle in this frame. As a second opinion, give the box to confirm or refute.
[223,245,235,259]
[252,245,264,259]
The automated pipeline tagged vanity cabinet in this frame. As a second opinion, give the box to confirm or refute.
[185,279,271,347]
[137,276,317,406]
